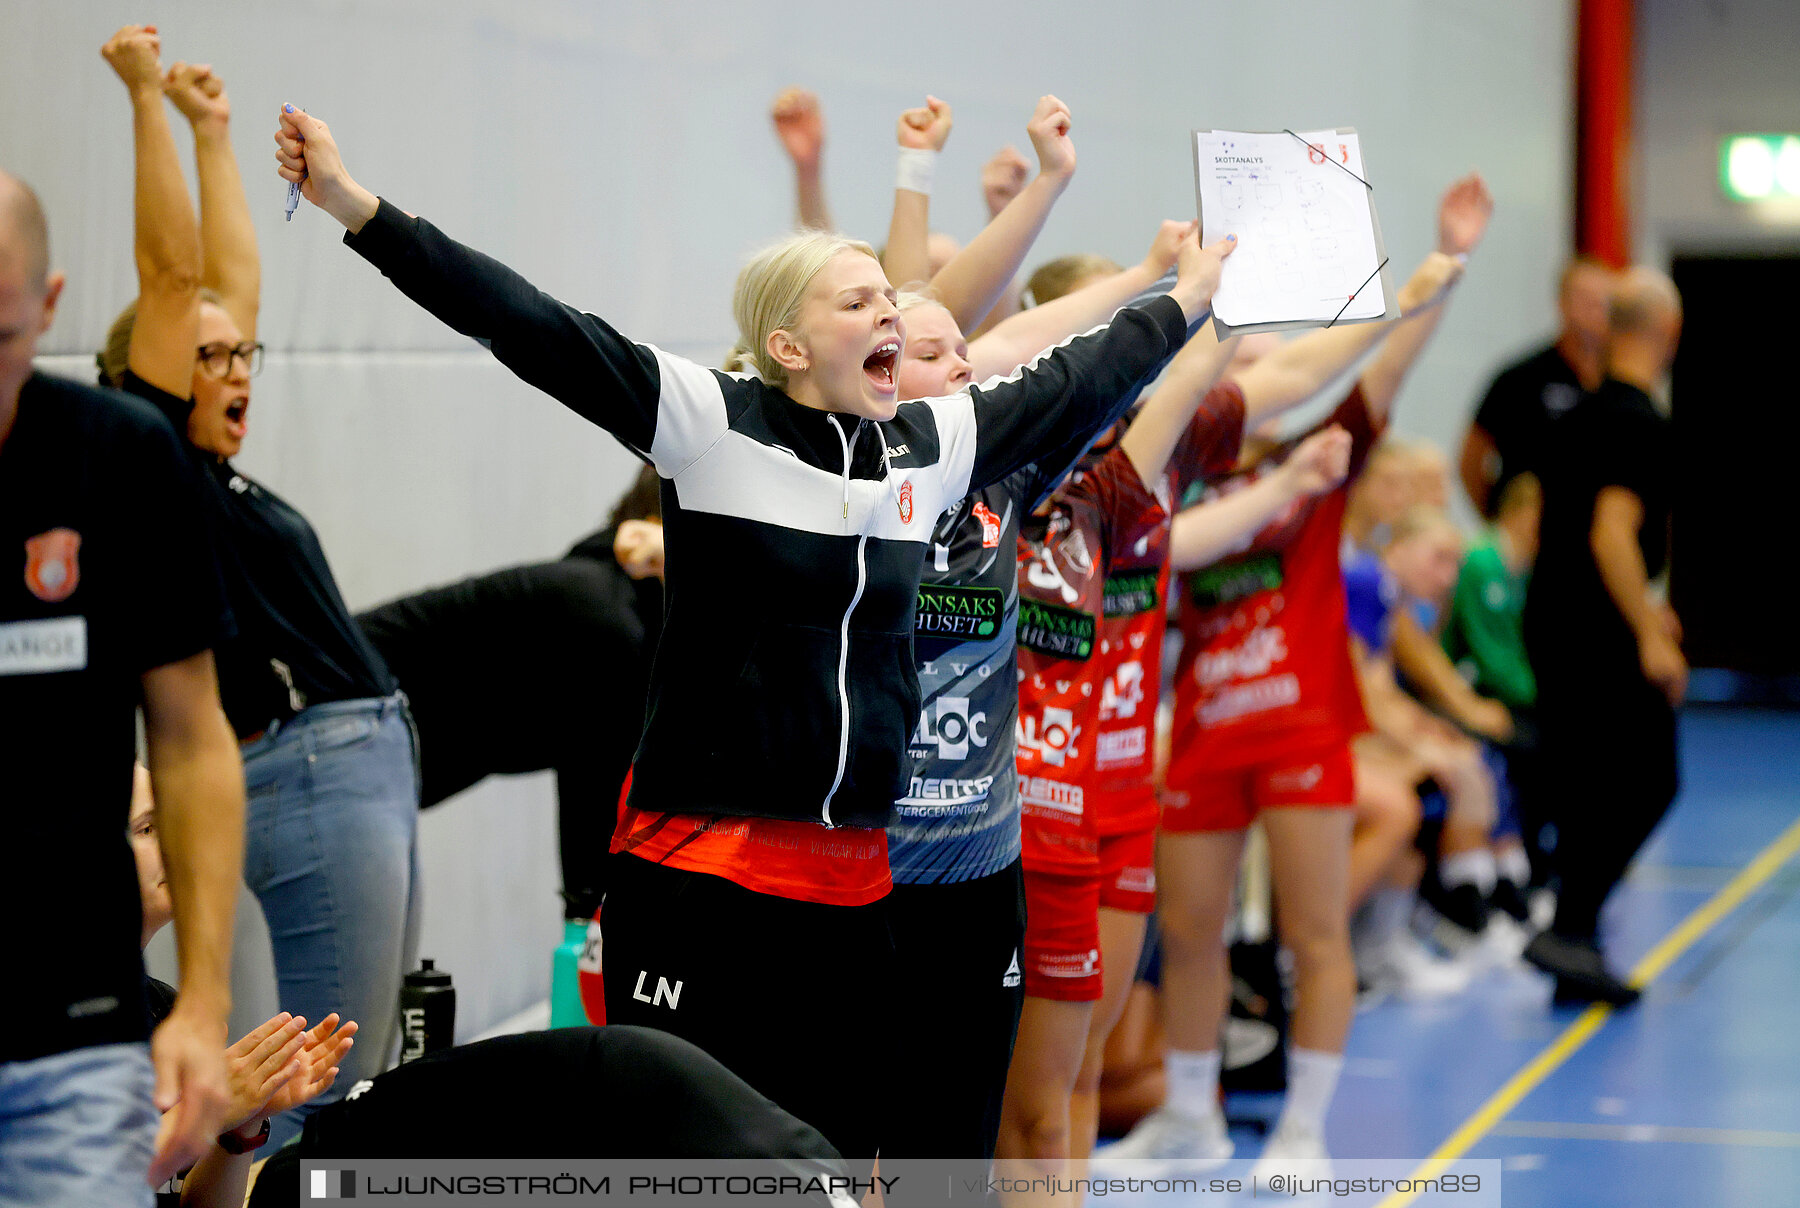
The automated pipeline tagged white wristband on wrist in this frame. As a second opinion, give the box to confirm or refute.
[896,148,937,196]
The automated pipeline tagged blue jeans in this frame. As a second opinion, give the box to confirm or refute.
[241,693,420,1149]
[0,1043,156,1207]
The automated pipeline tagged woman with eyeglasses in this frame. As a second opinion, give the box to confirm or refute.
[97,27,418,1149]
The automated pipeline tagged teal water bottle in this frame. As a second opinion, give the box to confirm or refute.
[549,919,588,1027]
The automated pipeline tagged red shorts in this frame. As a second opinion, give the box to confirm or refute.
[1021,867,1102,1002]
[1097,828,1156,914]
[1160,742,1356,833]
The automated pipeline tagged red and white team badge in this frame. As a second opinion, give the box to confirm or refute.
[898,480,914,525]
[972,500,1002,548]
[24,528,81,603]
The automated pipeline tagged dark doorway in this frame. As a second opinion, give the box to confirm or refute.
[1669,255,1800,679]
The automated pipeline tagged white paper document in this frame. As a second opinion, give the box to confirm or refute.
[1192,128,1398,336]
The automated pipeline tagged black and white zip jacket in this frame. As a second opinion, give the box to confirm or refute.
[346,200,1190,830]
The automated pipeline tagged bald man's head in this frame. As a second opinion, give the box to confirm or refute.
[1609,266,1682,336]
[0,172,50,294]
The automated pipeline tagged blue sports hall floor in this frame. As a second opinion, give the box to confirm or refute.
[1231,704,1800,1206]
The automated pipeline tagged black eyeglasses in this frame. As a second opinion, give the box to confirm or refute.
[196,341,265,379]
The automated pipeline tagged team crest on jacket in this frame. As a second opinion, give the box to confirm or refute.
[24,528,81,603]
[898,480,914,524]
[972,501,1001,548]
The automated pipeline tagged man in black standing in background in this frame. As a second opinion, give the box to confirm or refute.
[1521,267,1684,1006]
[1460,257,1616,516]
[0,170,244,1203]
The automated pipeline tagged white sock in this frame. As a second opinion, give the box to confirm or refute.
[1277,1048,1344,1136]
[1441,848,1498,894]
[1164,1048,1222,1120]
[1496,845,1531,887]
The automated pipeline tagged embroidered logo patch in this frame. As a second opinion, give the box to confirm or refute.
[24,528,80,603]
[898,480,914,525]
[972,500,1002,548]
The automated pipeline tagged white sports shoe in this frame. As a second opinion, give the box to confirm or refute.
[1366,932,1475,1000]
[1250,1118,1333,1184]
[1096,1104,1234,1170]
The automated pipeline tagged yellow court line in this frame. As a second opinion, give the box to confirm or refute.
[1372,813,1800,1208]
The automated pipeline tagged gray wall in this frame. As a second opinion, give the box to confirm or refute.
[17,0,1574,1039]
[1637,0,1800,265]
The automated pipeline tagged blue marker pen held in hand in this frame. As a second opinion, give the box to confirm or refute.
[283,103,305,221]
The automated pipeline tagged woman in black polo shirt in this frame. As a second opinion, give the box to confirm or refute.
[100,33,418,1150]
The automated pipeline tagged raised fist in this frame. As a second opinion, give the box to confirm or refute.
[1142,219,1198,277]
[165,61,230,128]
[1282,425,1354,497]
[771,87,824,170]
[102,24,163,92]
[897,95,953,152]
[1025,95,1075,180]
[981,146,1030,217]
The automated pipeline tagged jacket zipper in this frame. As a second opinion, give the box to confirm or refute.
[823,416,867,826]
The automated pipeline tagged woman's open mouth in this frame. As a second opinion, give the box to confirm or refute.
[225,398,249,437]
[863,340,901,392]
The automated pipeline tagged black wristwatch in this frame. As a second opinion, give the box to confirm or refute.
[217,1118,271,1154]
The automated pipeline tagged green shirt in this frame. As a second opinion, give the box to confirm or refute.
[1443,534,1536,710]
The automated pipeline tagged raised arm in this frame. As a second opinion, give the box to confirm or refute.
[1118,317,1235,486]
[881,96,954,290]
[1359,175,1493,423]
[926,96,1077,331]
[771,87,831,232]
[1233,173,1495,426]
[1168,426,1352,572]
[968,218,1192,381]
[165,62,259,340]
[275,108,685,464]
[961,232,1229,491]
[141,649,243,1185]
[103,25,202,398]
[965,146,1032,337]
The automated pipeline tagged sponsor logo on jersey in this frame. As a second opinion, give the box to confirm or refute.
[1036,947,1101,979]
[912,695,990,760]
[914,584,1004,638]
[1195,626,1290,686]
[1114,863,1157,895]
[972,500,1003,548]
[1017,599,1095,660]
[1198,673,1302,724]
[1019,705,1080,769]
[1099,660,1146,721]
[1267,762,1325,793]
[898,479,914,524]
[896,774,997,813]
[23,528,80,603]
[1188,551,1284,609]
[0,616,88,676]
[1003,949,1022,987]
[1104,568,1160,616]
[1020,775,1084,814]
[1096,726,1149,767]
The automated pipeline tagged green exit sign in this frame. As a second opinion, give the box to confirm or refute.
[1720,134,1800,201]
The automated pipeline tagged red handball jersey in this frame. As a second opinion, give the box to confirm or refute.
[1089,383,1246,836]
[1015,446,1168,873]
[1164,386,1383,791]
